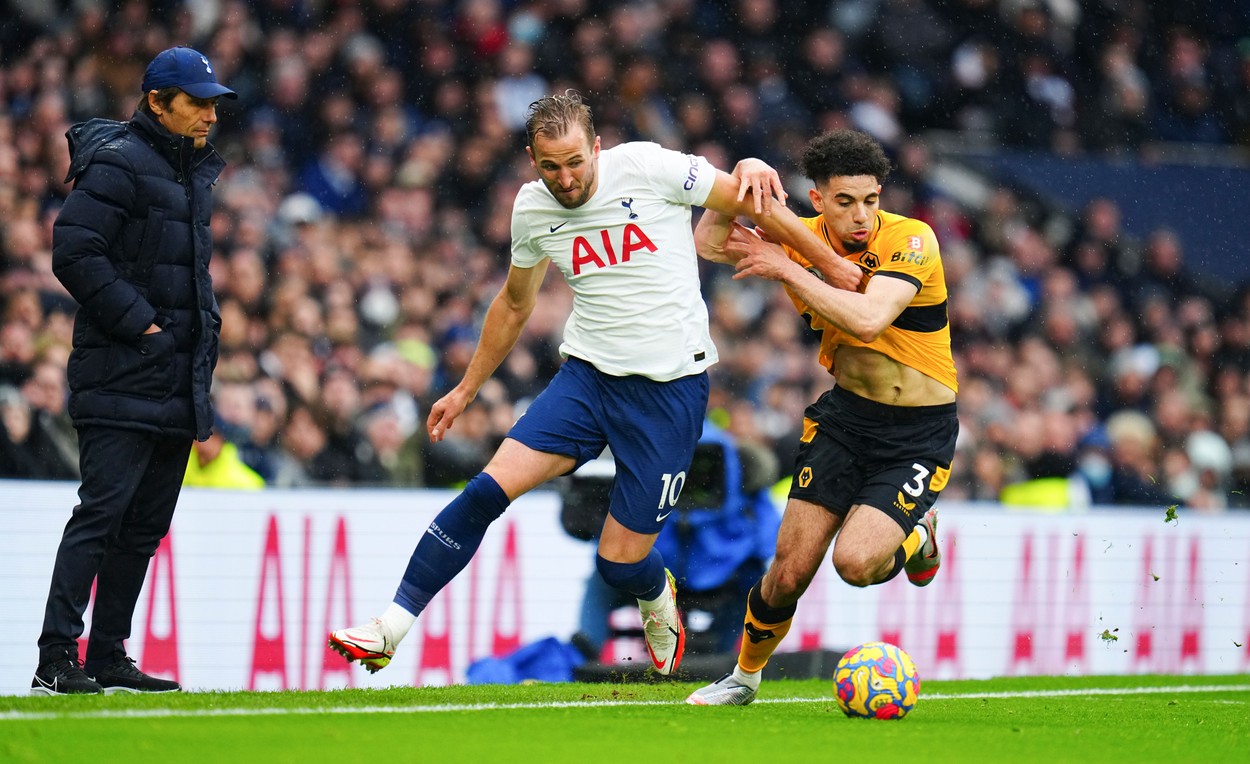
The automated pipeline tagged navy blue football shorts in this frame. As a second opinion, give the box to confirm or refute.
[507,355,709,535]
[787,385,958,534]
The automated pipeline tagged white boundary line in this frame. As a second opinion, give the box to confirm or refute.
[1,684,1247,721]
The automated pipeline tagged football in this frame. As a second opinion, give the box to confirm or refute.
[833,641,920,719]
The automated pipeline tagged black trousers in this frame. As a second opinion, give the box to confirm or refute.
[38,426,191,671]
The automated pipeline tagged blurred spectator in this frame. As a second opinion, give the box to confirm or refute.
[865,0,952,127]
[0,383,76,479]
[1151,28,1228,144]
[1179,429,1233,511]
[1128,227,1230,311]
[316,365,389,485]
[0,321,37,387]
[297,132,368,218]
[1084,40,1152,152]
[787,26,855,120]
[19,356,78,476]
[493,42,547,133]
[184,424,266,490]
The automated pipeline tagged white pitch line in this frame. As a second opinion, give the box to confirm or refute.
[1,684,1247,722]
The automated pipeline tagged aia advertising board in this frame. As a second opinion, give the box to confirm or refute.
[1,482,1247,694]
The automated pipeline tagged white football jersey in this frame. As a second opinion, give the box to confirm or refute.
[511,141,718,381]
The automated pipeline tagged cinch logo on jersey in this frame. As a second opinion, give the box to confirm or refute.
[682,155,700,190]
[571,224,658,275]
[425,521,461,550]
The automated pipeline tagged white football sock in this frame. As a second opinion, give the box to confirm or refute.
[380,602,417,643]
[637,582,673,613]
[732,664,762,690]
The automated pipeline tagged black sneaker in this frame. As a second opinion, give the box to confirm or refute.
[31,656,104,695]
[89,657,181,694]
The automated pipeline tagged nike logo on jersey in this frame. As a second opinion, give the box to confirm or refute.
[549,221,567,233]
[656,510,674,523]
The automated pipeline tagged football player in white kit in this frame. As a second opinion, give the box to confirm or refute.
[330,91,862,678]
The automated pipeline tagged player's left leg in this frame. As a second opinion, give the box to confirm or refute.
[330,441,575,672]
[687,498,838,705]
[595,366,708,676]
[832,450,950,588]
[331,360,605,672]
[596,516,683,675]
[830,393,957,589]
[830,502,916,586]
[830,504,939,587]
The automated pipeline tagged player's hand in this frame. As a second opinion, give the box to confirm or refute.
[825,260,867,292]
[427,389,471,443]
[726,222,796,282]
[732,158,787,216]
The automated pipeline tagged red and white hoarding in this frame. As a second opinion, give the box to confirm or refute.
[1,482,1246,694]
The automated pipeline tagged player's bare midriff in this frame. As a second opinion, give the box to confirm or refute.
[832,345,955,407]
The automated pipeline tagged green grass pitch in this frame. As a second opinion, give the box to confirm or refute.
[2,674,1246,764]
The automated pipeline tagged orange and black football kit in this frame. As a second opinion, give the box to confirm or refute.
[782,211,958,533]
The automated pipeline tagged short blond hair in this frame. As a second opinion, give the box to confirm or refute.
[524,90,594,150]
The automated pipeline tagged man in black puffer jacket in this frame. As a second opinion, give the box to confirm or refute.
[32,47,235,695]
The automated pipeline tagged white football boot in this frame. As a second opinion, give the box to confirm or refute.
[639,568,686,675]
[685,672,759,706]
[328,618,397,673]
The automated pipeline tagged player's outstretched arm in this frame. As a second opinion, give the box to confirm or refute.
[727,223,915,342]
[695,158,785,265]
[427,262,545,442]
[730,157,788,216]
[701,169,863,291]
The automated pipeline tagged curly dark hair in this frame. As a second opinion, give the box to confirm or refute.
[800,129,892,185]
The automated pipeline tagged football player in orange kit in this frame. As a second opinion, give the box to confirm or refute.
[687,129,958,705]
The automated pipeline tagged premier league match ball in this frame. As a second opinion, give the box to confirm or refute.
[833,641,920,719]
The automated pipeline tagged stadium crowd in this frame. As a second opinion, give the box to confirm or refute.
[2,0,1250,511]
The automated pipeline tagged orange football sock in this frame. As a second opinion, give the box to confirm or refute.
[901,526,923,562]
[737,584,796,674]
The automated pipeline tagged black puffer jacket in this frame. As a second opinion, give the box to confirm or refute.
[52,111,223,441]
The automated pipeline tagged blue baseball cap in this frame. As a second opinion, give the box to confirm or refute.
[142,46,237,100]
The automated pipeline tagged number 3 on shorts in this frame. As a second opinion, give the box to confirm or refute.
[903,463,930,498]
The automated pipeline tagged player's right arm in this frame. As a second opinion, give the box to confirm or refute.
[728,222,916,341]
[694,158,775,264]
[700,168,863,291]
[695,158,785,265]
[427,261,546,442]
